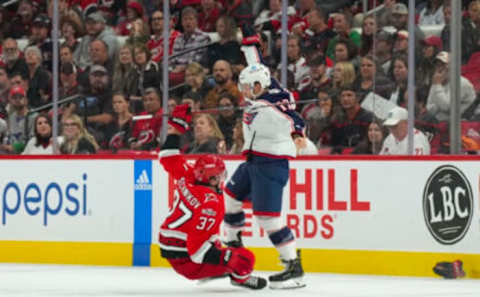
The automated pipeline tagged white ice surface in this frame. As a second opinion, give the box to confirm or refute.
[0,264,479,297]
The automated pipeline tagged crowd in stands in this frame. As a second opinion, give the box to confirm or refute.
[0,0,479,156]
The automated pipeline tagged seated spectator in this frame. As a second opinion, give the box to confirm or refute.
[205,16,242,72]
[24,46,51,108]
[417,35,443,89]
[2,38,28,78]
[0,66,11,118]
[204,60,241,108]
[426,51,476,121]
[393,30,409,56]
[301,89,338,145]
[59,44,76,67]
[60,114,99,154]
[331,61,356,96]
[375,31,394,74]
[223,0,253,27]
[167,98,178,115]
[22,114,63,155]
[132,43,160,96]
[278,34,311,93]
[125,17,151,46]
[216,93,242,151]
[181,91,202,112]
[354,55,393,101]
[7,0,36,39]
[2,86,37,154]
[74,11,119,70]
[380,106,431,155]
[170,7,211,75]
[326,11,361,59]
[388,54,408,106]
[359,15,378,57]
[228,117,244,155]
[104,92,133,151]
[79,39,114,89]
[60,16,84,52]
[59,62,80,99]
[129,87,163,150]
[112,44,138,99]
[378,2,425,43]
[185,113,225,154]
[300,55,330,101]
[302,6,335,57]
[181,62,212,101]
[418,0,445,25]
[116,1,144,36]
[333,38,359,67]
[327,85,374,150]
[27,14,54,71]
[147,10,181,63]
[352,119,388,155]
[198,0,221,32]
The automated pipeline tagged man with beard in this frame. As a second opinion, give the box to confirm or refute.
[277,35,310,94]
[28,14,53,72]
[2,38,28,78]
[204,60,241,108]
[7,0,36,39]
[147,10,180,63]
[299,55,330,101]
[66,65,113,145]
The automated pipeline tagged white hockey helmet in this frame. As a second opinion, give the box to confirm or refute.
[238,63,271,97]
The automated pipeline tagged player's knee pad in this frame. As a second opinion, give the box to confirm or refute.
[256,216,284,233]
[224,191,243,213]
[268,226,295,247]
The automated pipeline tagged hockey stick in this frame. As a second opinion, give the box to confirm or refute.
[131,98,320,121]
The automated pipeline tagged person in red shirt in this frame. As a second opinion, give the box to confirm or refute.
[158,105,267,290]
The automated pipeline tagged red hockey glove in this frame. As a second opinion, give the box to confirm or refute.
[168,104,192,134]
[241,23,260,46]
[222,247,255,280]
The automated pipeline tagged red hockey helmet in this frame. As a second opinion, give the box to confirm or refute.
[193,154,226,184]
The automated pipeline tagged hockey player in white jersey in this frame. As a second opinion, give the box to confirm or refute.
[222,25,306,289]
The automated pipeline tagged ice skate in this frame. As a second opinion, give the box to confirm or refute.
[224,231,243,248]
[269,250,306,289]
[231,275,267,290]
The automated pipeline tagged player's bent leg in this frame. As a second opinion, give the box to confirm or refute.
[256,216,305,289]
[224,247,267,290]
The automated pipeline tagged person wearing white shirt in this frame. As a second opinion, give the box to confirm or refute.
[380,106,431,155]
[22,114,63,155]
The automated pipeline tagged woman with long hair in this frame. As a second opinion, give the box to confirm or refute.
[359,15,378,57]
[186,113,226,154]
[112,44,139,99]
[388,54,408,106]
[60,114,99,154]
[22,114,63,155]
[105,92,133,151]
[331,62,356,96]
[354,55,393,101]
[352,118,388,155]
[206,15,242,71]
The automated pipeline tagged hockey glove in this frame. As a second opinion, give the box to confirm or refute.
[241,23,260,46]
[433,260,465,279]
[222,247,255,281]
[168,104,192,134]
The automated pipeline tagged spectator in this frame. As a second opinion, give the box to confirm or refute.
[352,119,388,155]
[301,89,338,146]
[147,10,181,63]
[60,113,99,154]
[254,0,296,34]
[112,44,139,104]
[375,30,394,74]
[302,6,336,57]
[60,16,84,51]
[74,11,119,70]
[258,32,277,69]
[418,0,445,25]
[379,2,425,45]
[70,65,114,144]
[132,43,160,97]
[59,62,79,99]
[223,0,253,27]
[125,17,151,46]
[417,35,443,89]
[129,87,163,150]
[393,30,409,55]
[300,55,330,101]
[328,85,374,150]
[331,61,356,96]
[0,6,11,42]
[185,113,226,154]
[426,51,476,121]
[59,43,76,66]
[279,34,311,93]
[181,91,202,112]
[116,1,144,36]
[204,60,241,108]
[326,12,361,59]
[8,0,36,39]
[24,46,51,108]
[78,39,114,88]
[359,15,378,56]
[228,117,244,154]
[380,106,431,155]
[198,0,221,32]
[170,7,211,74]
[333,38,359,67]
[354,55,393,101]
[205,16,242,72]
[216,93,242,150]
[104,92,132,151]
[22,114,63,155]
[0,66,11,118]
[182,62,212,101]
[388,54,408,106]
[2,38,28,78]
[28,14,53,71]
[2,86,37,154]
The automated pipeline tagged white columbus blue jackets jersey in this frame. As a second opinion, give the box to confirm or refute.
[242,78,305,158]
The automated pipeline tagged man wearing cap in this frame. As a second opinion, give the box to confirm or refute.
[426,51,476,122]
[28,14,53,71]
[2,85,37,154]
[380,106,430,155]
[74,11,119,70]
[299,55,330,101]
[378,2,425,43]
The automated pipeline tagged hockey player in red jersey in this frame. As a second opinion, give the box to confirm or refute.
[158,104,267,290]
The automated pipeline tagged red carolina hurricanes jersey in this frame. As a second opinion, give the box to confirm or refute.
[159,152,225,263]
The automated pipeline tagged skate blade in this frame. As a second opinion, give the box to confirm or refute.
[269,277,306,290]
